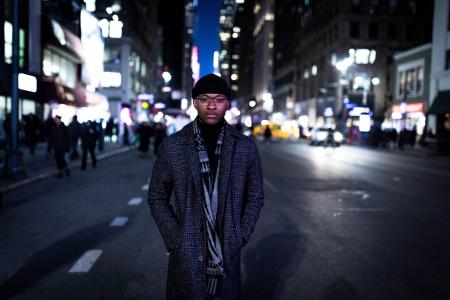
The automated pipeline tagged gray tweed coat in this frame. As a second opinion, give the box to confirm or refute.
[148,121,264,300]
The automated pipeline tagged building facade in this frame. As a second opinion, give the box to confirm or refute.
[289,0,433,131]
[390,44,431,136]
[428,0,450,152]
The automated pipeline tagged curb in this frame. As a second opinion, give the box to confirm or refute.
[0,145,137,195]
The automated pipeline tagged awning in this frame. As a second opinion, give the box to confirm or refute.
[428,91,450,114]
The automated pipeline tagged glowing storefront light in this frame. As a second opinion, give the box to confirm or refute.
[181,98,189,110]
[249,100,256,108]
[371,77,380,86]
[359,114,371,132]
[18,73,37,93]
[101,72,121,88]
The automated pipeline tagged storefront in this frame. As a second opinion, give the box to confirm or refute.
[388,102,426,135]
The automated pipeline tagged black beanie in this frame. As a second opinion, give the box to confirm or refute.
[192,74,231,100]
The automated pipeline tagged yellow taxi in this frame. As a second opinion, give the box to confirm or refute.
[253,121,299,139]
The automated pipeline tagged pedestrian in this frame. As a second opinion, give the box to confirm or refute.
[105,117,115,142]
[153,122,166,155]
[263,125,272,144]
[123,123,130,145]
[80,121,97,170]
[137,121,151,155]
[68,115,81,160]
[23,113,39,154]
[44,114,55,156]
[148,73,264,299]
[49,116,70,178]
[97,119,105,152]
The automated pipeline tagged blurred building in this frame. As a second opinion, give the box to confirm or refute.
[0,0,41,134]
[93,0,159,121]
[157,0,186,110]
[276,0,434,131]
[272,0,301,120]
[428,0,450,152]
[389,44,431,136]
[230,0,256,111]
[218,0,237,84]
[0,0,109,129]
[181,0,197,102]
[251,0,275,120]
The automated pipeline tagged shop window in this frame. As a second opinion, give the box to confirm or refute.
[397,62,424,99]
[416,66,423,94]
[398,71,405,98]
[350,21,359,38]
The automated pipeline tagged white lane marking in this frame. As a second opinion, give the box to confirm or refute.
[128,197,143,206]
[110,216,128,227]
[336,207,391,212]
[263,179,277,192]
[393,177,401,182]
[141,184,149,191]
[68,250,103,273]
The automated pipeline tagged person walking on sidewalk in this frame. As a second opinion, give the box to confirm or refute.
[148,73,264,299]
[50,116,70,178]
[68,115,81,160]
[80,121,97,170]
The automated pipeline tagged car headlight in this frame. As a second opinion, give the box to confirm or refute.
[334,132,343,142]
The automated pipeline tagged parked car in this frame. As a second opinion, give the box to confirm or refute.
[309,127,344,146]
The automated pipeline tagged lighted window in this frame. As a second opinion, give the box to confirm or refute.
[42,48,76,88]
[101,72,121,88]
[4,21,25,67]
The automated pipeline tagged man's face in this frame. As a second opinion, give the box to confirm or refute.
[193,93,229,125]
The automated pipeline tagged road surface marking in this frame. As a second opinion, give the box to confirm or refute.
[68,250,103,273]
[128,197,143,206]
[336,207,390,212]
[263,179,277,192]
[141,184,149,191]
[110,216,128,227]
[393,177,401,181]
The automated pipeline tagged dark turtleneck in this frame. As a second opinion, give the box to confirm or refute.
[197,118,225,174]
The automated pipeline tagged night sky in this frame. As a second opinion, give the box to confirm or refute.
[195,0,221,76]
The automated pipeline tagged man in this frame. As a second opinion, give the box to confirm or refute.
[68,115,81,160]
[148,74,264,299]
[80,120,97,170]
[49,116,70,178]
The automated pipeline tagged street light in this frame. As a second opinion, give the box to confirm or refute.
[162,71,172,84]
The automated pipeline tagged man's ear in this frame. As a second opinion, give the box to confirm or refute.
[193,100,199,110]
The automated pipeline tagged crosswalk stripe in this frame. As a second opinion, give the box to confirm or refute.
[68,250,103,273]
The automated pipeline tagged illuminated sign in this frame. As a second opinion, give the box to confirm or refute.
[359,114,371,132]
[18,73,37,93]
[392,102,424,113]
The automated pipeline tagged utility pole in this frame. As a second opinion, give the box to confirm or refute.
[6,0,24,177]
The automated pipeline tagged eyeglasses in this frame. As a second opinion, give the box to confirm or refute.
[195,96,228,105]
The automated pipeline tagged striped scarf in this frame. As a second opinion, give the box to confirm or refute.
[193,119,225,296]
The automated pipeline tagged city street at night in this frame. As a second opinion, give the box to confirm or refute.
[1,142,449,299]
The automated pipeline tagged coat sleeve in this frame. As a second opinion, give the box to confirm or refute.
[241,142,264,245]
[147,139,181,252]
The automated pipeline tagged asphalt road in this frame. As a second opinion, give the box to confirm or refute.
[1,142,449,299]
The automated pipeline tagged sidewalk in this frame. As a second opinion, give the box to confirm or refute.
[0,141,136,193]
